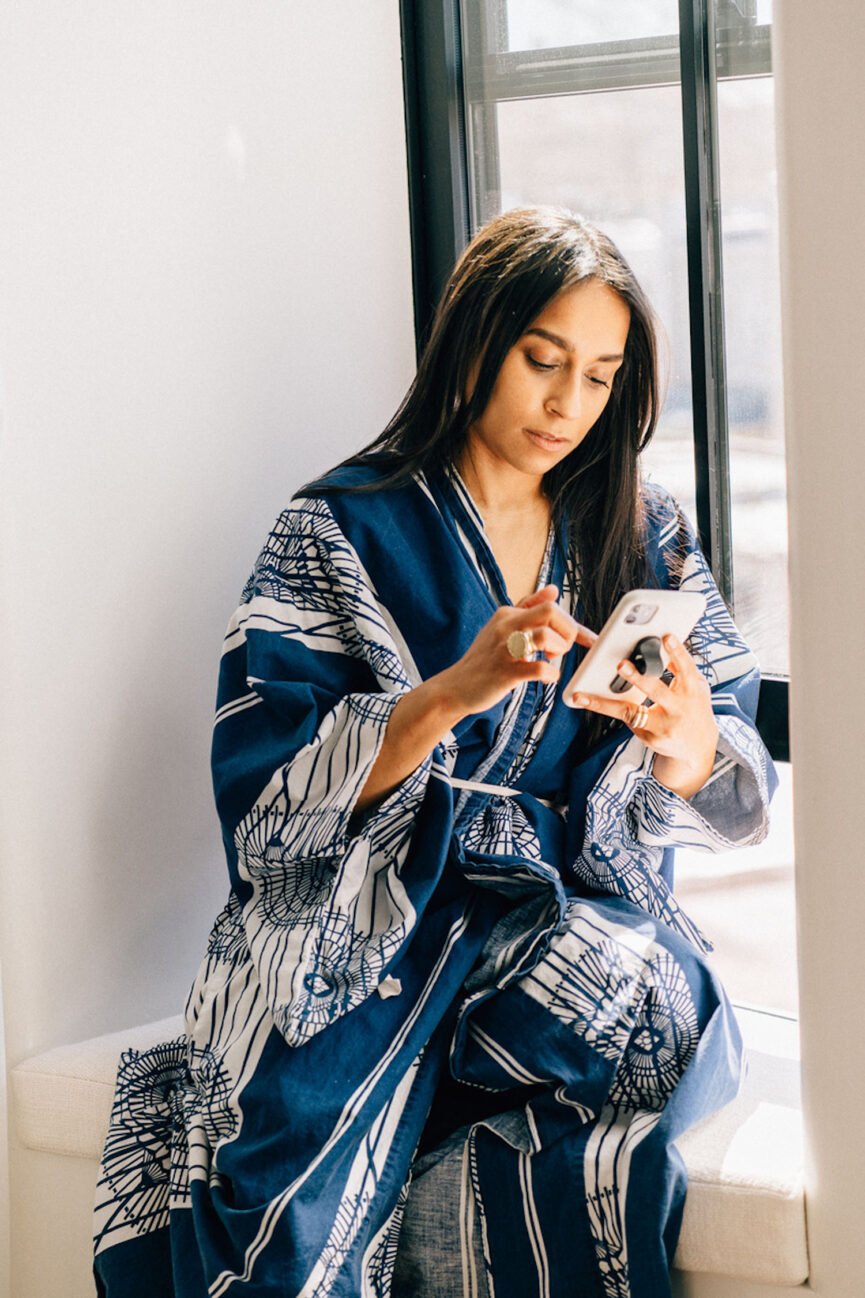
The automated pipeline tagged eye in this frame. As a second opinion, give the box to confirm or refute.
[526,353,558,372]
[587,375,610,389]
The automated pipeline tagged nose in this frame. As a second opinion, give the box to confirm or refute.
[544,369,583,422]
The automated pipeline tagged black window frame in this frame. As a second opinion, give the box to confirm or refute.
[399,0,788,762]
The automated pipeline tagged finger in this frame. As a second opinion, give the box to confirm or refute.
[512,591,598,649]
[519,600,591,648]
[517,584,559,609]
[528,626,573,659]
[615,631,709,705]
[513,657,561,686]
[569,690,656,731]
[503,625,571,663]
[662,633,705,685]
[615,659,676,710]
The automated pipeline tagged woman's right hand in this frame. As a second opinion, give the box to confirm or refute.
[356,586,597,814]
[430,584,596,723]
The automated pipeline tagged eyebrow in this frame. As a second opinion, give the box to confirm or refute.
[524,327,624,363]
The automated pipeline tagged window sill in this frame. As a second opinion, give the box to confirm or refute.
[673,1005,806,1285]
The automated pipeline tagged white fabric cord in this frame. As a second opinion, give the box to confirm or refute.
[433,771,562,813]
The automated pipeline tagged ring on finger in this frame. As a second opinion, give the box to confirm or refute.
[506,629,537,661]
[629,703,651,731]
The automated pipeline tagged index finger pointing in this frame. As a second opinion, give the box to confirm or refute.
[517,584,559,609]
[521,600,593,649]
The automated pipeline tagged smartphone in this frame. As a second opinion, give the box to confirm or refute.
[562,589,706,707]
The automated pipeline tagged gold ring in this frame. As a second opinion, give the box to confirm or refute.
[630,704,650,730]
[506,629,537,661]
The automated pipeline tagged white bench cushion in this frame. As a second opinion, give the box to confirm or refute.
[10,1010,808,1286]
[11,1015,184,1160]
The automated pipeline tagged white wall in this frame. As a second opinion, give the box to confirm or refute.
[774,3,865,1296]
[0,8,414,1290]
[0,0,414,1080]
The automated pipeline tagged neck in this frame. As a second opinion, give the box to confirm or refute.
[454,442,547,518]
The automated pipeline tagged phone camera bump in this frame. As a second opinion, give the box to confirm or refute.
[624,602,657,626]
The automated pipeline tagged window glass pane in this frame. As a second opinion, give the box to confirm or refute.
[718,77,789,674]
[718,0,773,78]
[461,2,794,1020]
[486,88,697,512]
[505,0,679,51]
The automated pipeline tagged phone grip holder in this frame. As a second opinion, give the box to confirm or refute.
[609,635,664,694]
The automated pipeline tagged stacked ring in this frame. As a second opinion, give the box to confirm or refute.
[506,629,537,661]
[630,704,650,731]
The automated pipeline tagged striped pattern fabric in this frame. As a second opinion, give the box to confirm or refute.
[93,462,776,1298]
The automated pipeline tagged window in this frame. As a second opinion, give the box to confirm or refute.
[400,0,794,1016]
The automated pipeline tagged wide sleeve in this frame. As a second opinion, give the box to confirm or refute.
[211,495,455,1047]
[621,487,777,851]
[568,485,778,952]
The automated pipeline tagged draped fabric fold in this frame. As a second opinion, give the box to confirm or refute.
[93,464,776,1298]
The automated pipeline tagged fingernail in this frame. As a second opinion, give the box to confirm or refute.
[666,634,679,648]
[573,693,588,707]
[619,662,633,675]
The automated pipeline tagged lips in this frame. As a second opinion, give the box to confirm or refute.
[525,428,568,450]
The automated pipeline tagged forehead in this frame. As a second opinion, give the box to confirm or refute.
[526,278,631,354]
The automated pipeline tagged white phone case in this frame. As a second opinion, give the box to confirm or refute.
[562,589,706,707]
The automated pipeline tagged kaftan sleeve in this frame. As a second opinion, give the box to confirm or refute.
[620,487,777,852]
[568,485,778,952]
[211,495,452,1047]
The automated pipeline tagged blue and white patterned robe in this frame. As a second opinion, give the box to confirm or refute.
[92,461,776,1298]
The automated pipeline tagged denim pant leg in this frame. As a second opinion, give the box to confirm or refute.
[392,1126,491,1298]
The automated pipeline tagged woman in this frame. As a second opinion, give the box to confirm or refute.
[93,207,776,1298]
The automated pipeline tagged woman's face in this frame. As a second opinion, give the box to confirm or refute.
[466,277,631,480]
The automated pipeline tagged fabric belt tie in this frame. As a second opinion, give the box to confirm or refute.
[438,772,563,814]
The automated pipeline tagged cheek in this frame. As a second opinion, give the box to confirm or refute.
[480,375,522,423]
[591,382,615,415]
[503,368,541,413]
[570,390,609,441]
[474,355,542,431]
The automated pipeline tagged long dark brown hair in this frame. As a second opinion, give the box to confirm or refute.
[304,206,664,751]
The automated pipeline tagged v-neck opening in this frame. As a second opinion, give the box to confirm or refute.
[444,464,558,607]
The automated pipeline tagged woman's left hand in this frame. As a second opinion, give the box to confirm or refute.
[570,633,719,802]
